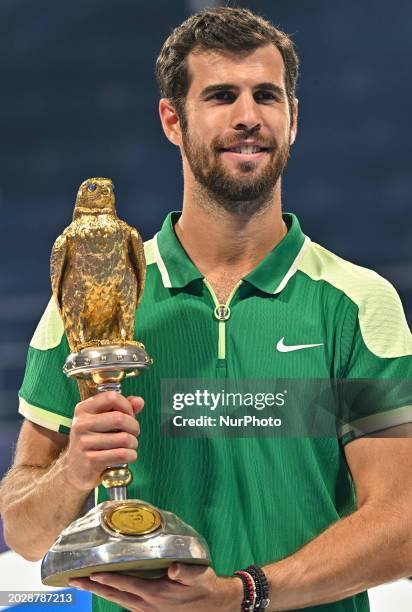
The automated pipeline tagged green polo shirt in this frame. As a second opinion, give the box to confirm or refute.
[19,211,412,612]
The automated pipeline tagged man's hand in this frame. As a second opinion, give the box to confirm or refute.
[62,391,144,491]
[69,563,243,611]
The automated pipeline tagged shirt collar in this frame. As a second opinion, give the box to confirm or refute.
[243,212,310,294]
[154,210,310,294]
[154,211,202,288]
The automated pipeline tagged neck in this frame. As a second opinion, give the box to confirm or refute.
[175,177,286,280]
[73,206,115,219]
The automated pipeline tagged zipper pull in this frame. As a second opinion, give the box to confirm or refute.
[214,305,231,321]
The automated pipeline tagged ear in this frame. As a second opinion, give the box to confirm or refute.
[289,97,299,145]
[159,98,182,147]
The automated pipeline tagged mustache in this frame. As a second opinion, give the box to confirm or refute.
[215,137,277,150]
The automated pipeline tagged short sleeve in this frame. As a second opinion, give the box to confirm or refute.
[338,279,412,446]
[18,297,79,434]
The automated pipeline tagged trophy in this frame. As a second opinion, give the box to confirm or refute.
[41,177,210,587]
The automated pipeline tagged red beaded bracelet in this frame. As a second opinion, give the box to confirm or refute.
[234,566,270,611]
[234,569,256,611]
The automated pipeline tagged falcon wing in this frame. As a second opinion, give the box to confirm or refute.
[128,227,146,307]
[50,232,68,311]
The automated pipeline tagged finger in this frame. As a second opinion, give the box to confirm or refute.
[83,412,140,436]
[90,572,166,598]
[69,578,94,589]
[70,579,148,610]
[81,432,138,451]
[79,392,135,416]
[87,447,138,466]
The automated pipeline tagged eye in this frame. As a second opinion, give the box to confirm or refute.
[255,91,278,102]
[210,91,234,102]
[87,183,96,192]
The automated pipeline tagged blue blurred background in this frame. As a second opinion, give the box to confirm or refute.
[0,0,411,552]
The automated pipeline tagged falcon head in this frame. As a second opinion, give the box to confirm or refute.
[74,177,116,217]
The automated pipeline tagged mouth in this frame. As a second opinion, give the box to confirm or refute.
[219,145,272,160]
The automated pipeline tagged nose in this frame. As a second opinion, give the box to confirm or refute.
[230,91,262,134]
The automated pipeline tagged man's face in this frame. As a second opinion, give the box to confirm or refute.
[178,44,297,210]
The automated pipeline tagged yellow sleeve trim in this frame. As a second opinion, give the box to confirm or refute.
[144,238,156,265]
[18,397,72,432]
[152,232,172,288]
[30,297,65,351]
[299,242,412,358]
[339,404,412,438]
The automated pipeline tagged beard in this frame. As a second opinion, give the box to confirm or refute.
[181,125,291,216]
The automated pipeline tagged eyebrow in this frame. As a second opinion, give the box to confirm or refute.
[200,82,285,99]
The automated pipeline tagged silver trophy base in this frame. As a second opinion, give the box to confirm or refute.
[41,500,211,587]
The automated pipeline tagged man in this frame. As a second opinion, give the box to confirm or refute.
[1,6,412,612]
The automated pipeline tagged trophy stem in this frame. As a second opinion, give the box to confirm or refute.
[97,382,122,393]
[109,487,127,501]
[63,344,153,504]
[97,380,131,502]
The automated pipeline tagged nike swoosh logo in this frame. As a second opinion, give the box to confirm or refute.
[276,337,324,352]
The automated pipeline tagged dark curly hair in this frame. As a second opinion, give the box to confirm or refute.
[155,6,300,131]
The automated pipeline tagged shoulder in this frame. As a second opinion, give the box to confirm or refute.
[30,297,64,350]
[297,241,412,358]
[143,237,157,266]
[298,240,392,294]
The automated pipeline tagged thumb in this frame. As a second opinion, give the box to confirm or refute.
[168,563,181,581]
[168,563,208,585]
[127,396,145,414]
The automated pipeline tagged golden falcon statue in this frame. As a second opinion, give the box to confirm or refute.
[50,177,146,397]
[41,178,210,589]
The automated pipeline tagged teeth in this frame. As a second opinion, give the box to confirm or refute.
[228,146,264,154]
